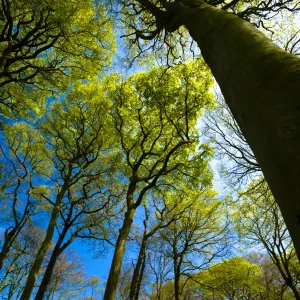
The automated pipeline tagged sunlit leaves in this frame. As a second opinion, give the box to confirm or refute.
[189,257,263,299]
[0,0,115,118]
[107,59,214,188]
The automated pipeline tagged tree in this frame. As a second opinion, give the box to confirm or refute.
[189,257,263,299]
[245,252,296,299]
[233,179,300,299]
[148,257,263,299]
[148,239,173,300]
[205,94,300,298]
[42,251,100,300]
[129,186,200,300]
[0,0,115,118]
[103,59,214,299]
[20,80,118,299]
[0,226,45,299]
[0,225,100,300]
[33,179,118,299]
[0,122,52,271]
[83,276,104,300]
[158,190,229,300]
[116,0,300,258]
[116,263,134,300]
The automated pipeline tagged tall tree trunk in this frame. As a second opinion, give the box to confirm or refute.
[20,186,68,300]
[34,225,70,300]
[129,232,147,300]
[175,1,300,257]
[34,247,60,300]
[172,236,181,300]
[103,206,136,300]
[174,264,181,300]
[135,249,146,300]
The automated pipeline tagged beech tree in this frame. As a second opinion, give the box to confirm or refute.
[148,239,173,300]
[149,257,263,299]
[0,226,45,299]
[234,179,300,299]
[0,123,52,271]
[104,59,213,299]
[42,251,101,300]
[116,0,300,257]
[0,226,100,299]
[245,252,296,299]
[158,190,228,300]
[20,80,118,299]
[204,95,261,187]
[129,186,200,300]
[189,257,263,299]
[33,180,118,299]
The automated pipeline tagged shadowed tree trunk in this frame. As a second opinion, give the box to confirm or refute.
[129,223,148,300]
[135,249,146,299]
[172,238,182,300]
[33,225,70,299]
[174,1,300,258]
[131,0,300,258]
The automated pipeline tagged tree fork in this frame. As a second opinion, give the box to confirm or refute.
[169,1,300,258]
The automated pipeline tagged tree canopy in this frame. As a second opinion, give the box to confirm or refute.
[0,0,115,118]
[1,0,300,299]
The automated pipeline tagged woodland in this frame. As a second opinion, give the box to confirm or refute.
[0,0,300,299]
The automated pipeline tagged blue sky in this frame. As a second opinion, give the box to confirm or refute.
[67,156,227,285]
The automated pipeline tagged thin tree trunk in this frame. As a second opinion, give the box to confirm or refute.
[20,186,68,300]
[172,235,181,300]
[176,1,300,258]
[103,206,136,300]
[135,249,146,300]
[174,265,181,300]
[129,233,147,300]
[34,247,60,300]
[34,225,70,300]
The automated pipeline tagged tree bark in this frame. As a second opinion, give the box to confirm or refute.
[176,1,300,258]
[34,247,60,300]
[172,235,181,300]
[103,206,136,300]
[135,249,146,300]
[129,232,147,300]
[174,264,182,300]
[20,186,68,300]
[33,224,70,300]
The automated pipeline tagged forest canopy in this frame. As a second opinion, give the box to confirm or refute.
[0,0,300,299]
